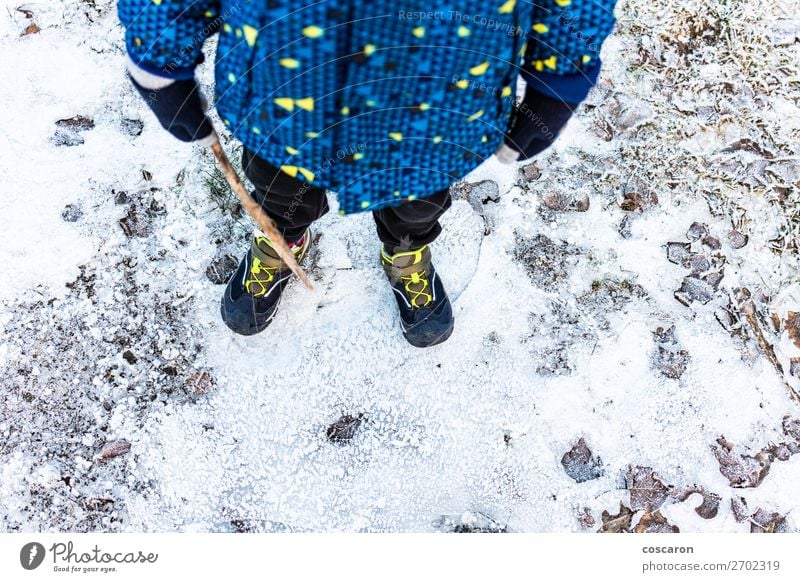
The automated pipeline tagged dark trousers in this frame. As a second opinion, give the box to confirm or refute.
[241,148,452,252]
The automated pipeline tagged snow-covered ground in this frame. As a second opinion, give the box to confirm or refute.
[1,0,799,533]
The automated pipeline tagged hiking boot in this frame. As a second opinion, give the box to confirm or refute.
[381,245,454,347]
[220,230,311,335]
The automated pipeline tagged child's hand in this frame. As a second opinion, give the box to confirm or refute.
[496,87,576,163]
[128,74,215,145]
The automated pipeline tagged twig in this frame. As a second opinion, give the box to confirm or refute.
[209,133,313,290]
[737,290,800,405]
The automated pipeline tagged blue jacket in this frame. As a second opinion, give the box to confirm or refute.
[119,0,617,214]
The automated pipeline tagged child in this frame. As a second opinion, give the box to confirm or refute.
[118,0,617,347]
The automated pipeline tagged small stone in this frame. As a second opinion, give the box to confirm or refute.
[728,230,748,249]
[685,254,710,274]
[120,118,144,137]
[703,271,724,291]
[61,204,83,223]
[675,276,715,305]
[572,193,590,212]
[542,191,589,213]
[666,242,692,265]
[519,161,541,182]
[52,116,94,147]
[122,350,137,364]
[327,414,363,444]
[185,371,216,396]
[113,190,128,205]
[55,115,95,131]
[687,222,708,241]
[702,235,722,250]
[96,439,131,461]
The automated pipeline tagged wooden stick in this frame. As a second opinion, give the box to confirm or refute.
[209,134,313,290]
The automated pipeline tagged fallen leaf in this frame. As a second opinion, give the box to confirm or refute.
[23,23,40,35]
[675,276,715,305]
[750,508,788,533]
[597,503,634,533]
[205,255,238,285]
[578,507,595,528]
[619,190,658,212]
[561,437,604,483]
[626,465,671,511]
[786,312,800,349]
[652,326,690,379]
[783,415,800,442]
[634,510,680,533]
[711,436,772,488]
[673,486,721,519]
[731,496,750,522]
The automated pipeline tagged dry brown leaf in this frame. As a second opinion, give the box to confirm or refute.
[561,437,604,483]
[634,510,680,533]
[711,436,772,488]
[578,507,595,529]
[23,23,40,35]
[673,485,721,519]
[626,465,671,511]
[750,508,788,533]
[786,312,800,349]
[597,503,634,533]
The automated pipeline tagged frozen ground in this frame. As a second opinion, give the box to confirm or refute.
[1,0,799,533]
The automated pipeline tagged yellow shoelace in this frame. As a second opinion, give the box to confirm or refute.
[244,256,278,297]
[244,236,304,297]
[402,271,432,308]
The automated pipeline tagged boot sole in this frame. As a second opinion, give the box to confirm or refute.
[403,317,455,348]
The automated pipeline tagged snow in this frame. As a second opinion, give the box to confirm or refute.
[1,0,799,533]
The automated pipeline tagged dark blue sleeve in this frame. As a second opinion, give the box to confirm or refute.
[521,0,617,104]
[118,0,221,80]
